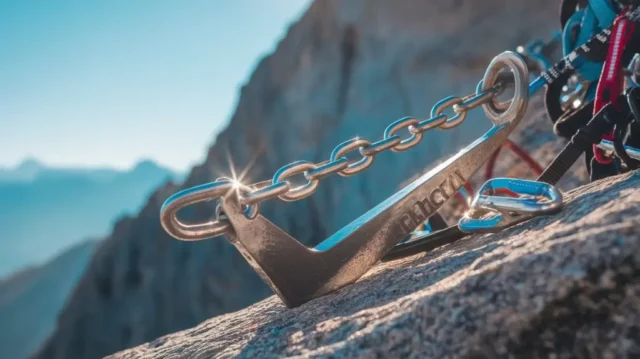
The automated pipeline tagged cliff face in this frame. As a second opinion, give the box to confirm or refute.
[35,1,562,358]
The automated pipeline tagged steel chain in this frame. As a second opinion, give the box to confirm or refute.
[238,83,502,206]
[163,75,509,238]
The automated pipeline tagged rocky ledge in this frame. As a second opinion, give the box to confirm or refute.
[111,170,640,359]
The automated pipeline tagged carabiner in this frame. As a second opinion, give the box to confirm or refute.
[458,178,564,234]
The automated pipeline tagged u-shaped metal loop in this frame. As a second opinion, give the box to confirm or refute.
[481,51,529,125]
[160,180,235,241]
[458,178,563,234]
[160,179,259,241]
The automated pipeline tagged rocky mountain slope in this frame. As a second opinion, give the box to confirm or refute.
[0,240,98,359]
[34,1,567,358]
[110,170,640,359]
[0,160,180,277]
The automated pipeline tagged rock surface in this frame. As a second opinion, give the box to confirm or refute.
[111,170,640,359]
[35,1,571,358]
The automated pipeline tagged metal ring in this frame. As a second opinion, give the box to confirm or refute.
[480,51,529,125]
[383,117,423,151]
[272,161,320,202]
[160,179,238,241]
[430,96,468,129]
[330,138,374,176]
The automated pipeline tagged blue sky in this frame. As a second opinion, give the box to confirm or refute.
[0,0,311,172]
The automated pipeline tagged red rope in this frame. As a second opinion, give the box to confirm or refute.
[484,139,544,179]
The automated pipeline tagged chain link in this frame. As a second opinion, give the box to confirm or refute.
[165,79,505,234]
[272,161,320,201]
[328,138,375,176]
[383,117,423,151]
[431,96,468,129]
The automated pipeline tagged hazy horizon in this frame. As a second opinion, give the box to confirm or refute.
[1,0,312,172]
[0,155,178,173]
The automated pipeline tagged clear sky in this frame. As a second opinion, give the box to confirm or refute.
[0,0,312,172]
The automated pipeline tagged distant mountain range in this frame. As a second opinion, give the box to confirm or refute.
[0,158,122,183]
[0,240,98,359]
[0,159,182,277]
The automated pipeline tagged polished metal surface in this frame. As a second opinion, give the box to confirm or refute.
[560,74,591,110]
[458,178,563,234]
[160,53,516,242]
[160,179,257,240]
[481,53,529,125]
[597,140,640,160]
[215,51,530,307]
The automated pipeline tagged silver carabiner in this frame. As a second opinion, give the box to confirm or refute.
[458,178,563,234]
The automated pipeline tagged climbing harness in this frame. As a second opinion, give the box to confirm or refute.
[161,5,640,307]
[545,2,640,122]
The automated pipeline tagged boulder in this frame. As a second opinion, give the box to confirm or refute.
[110,170,640,358]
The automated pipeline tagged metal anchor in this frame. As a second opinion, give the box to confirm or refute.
[160,52,530,307]
[214,52,529,307]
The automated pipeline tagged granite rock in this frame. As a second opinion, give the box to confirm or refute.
[110,170,640,359]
